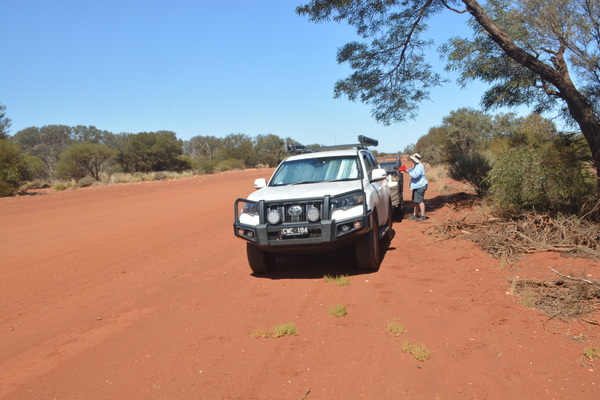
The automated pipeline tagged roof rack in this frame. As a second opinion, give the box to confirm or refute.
[287,135,378,154]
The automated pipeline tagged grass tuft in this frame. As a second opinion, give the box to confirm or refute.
[323,274,350,286]
[583,346,600,360]
[328,304,348,318]
[385,319,406,336]
[401,340,432,361]
[249,323,298,338]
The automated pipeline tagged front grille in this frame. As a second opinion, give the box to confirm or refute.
[266,200,324,224]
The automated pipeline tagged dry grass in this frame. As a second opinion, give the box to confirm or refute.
[328,304,348,318]
[401,340,432,361]
[248,323,298,338]
[385,319,406,337]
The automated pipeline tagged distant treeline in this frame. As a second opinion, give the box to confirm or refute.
[0,124,395,196]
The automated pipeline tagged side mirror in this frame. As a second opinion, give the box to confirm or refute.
[370,168,388,182]
[254,178,267,189]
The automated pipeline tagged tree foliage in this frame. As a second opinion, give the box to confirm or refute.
[221,133,257,167]
[0,139,28,196]
[113,131,188,173]
[298,0,600,185]
[56,142,117,180]
[0,104,11,139]
[12,125,74,179]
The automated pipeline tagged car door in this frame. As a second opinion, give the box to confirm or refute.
[362,152,389,227]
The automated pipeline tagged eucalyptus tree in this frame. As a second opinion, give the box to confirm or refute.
[12,125,73,179]
[298,0,600,187]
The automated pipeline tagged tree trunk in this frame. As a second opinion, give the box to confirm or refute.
[462,0,600,192]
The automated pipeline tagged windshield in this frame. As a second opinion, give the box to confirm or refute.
[270,156,361,186]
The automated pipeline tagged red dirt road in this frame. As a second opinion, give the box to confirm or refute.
[1,169,599,399]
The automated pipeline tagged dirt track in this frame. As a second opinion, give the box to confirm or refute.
[1,168,599,399]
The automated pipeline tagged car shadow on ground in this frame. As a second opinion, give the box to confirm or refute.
[251,232,396,280]
[400,191,479,218]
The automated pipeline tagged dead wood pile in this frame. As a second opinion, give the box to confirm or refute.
[429,214,600,263]
[510,268,600,323]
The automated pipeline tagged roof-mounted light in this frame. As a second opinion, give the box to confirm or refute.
[358,135,378,147]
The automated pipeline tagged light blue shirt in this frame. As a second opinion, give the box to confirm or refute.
[408,163,428,190]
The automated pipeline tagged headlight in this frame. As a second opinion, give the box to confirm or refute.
[331,192,364,212]
[242,202,259,216]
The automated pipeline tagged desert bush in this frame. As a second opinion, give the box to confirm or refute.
[489,146,594,214]
[449,151,492,197]
[217,158,245,172]
[0,139,30,196]
[197,158,217,174]
[77,176,96,187]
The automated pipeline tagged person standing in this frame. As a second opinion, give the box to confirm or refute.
[403,153,428,221]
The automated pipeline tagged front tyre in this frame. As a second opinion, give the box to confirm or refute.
[246,243,275,274]
[355,215,380,271]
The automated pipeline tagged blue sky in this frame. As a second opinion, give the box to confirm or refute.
[1,0,495,154]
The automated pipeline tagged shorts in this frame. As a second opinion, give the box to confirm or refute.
[412,185,428,203]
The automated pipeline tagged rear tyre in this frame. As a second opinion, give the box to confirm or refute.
[384,201,394,241]
[355,214,380,271]
[246,243,275,274]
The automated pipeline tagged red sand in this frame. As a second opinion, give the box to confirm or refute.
[0,168,598,399]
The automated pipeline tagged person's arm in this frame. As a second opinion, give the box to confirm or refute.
[408,163,423,179]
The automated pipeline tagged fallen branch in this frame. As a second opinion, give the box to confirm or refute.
[548,267,598,287]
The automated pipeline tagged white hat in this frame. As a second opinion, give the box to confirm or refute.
[409,153,422,164]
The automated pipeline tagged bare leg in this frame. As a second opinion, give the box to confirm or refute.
[413,203,420,216]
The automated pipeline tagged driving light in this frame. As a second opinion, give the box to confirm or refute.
[307,206,320,222]
[267,209,281,224]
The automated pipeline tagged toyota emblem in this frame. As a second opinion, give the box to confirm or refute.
[288,205,303,216]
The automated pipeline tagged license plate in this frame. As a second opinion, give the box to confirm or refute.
[281,226,308,236]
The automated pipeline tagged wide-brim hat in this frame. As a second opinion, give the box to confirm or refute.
[409,153,422,164]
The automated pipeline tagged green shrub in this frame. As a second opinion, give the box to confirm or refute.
[449,151,492,197]
[489,146,594,214]
[77,176,96,187]
[217,158,245,172]
[0,139,28,196]
[198,158,217,174]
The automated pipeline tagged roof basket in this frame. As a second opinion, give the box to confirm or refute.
[287,135,378,154]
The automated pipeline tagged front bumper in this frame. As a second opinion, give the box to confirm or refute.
[233,197,373,254]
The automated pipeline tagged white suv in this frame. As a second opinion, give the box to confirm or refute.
[234,136,393,273]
